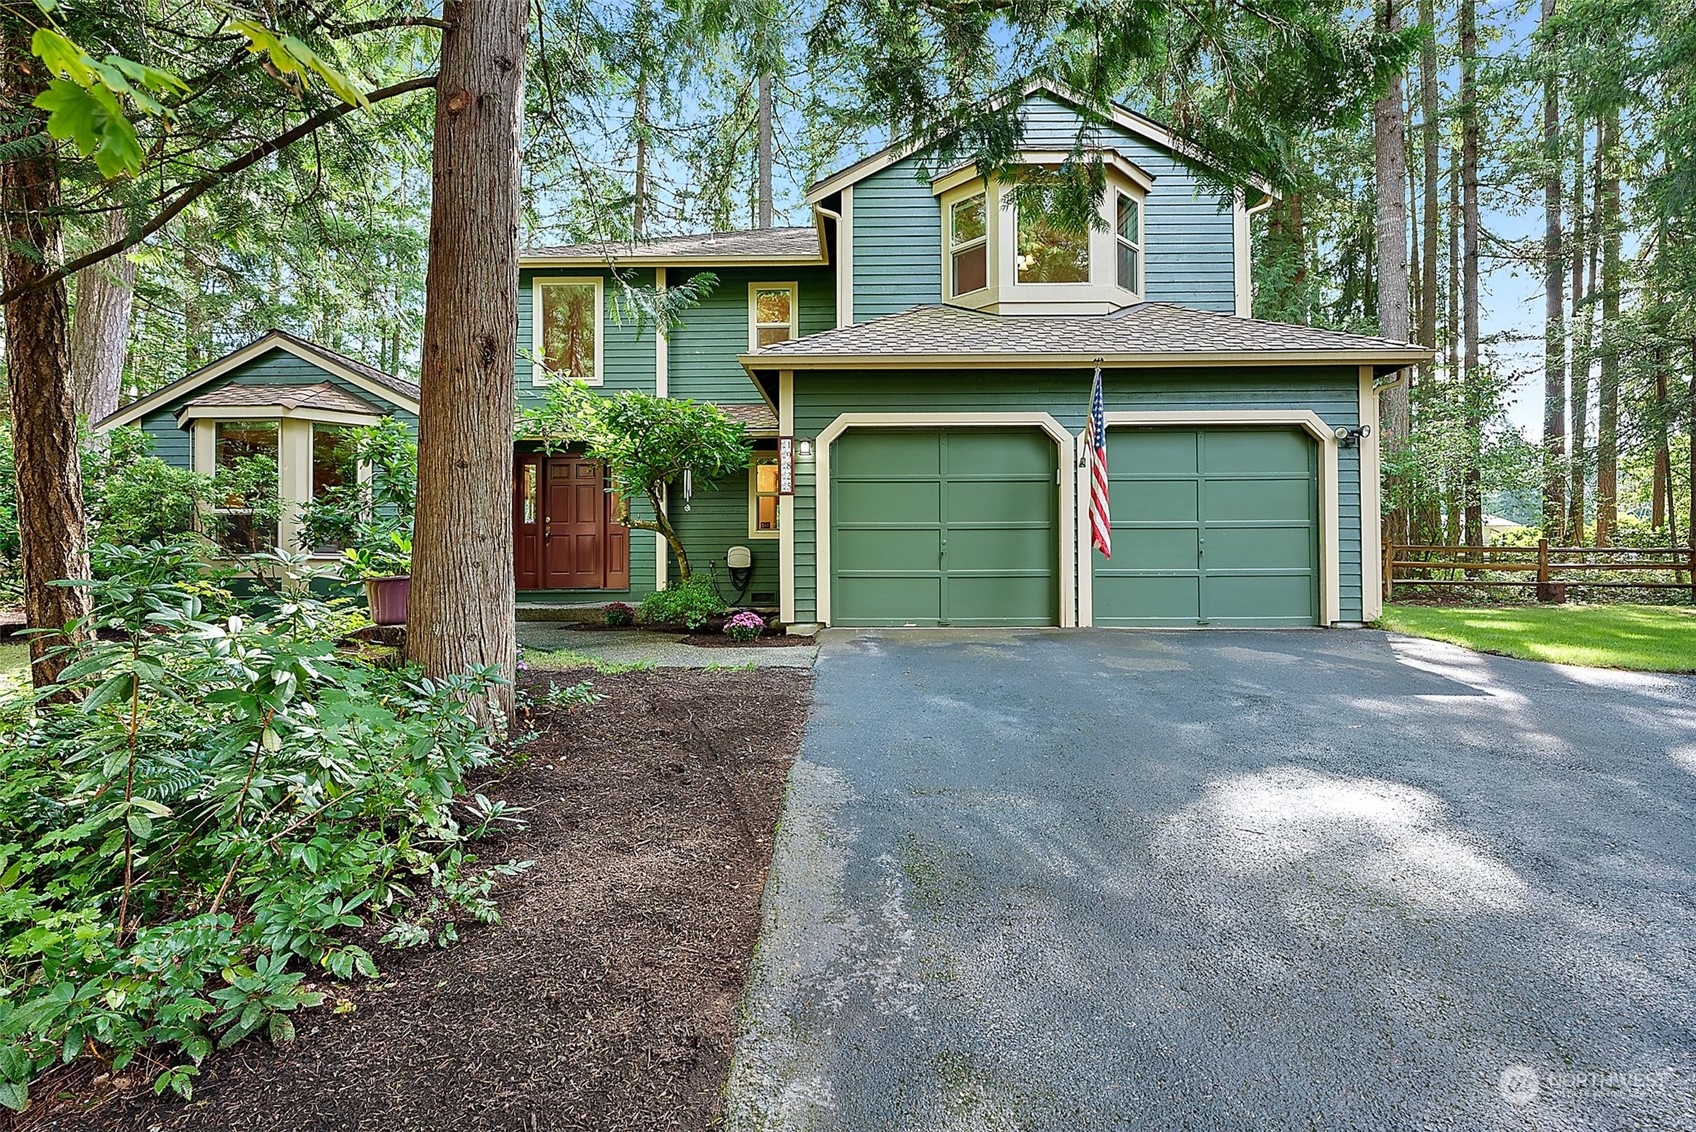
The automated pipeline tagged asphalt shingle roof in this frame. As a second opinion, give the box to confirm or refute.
[720,402,778,433]
[523,227,822,263]
[754,303,1426,363]
[177,381,381,417]
[268,330,420,401]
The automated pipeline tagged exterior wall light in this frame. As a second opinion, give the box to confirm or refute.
[1334,424,1372,448]
[797,438,814,459]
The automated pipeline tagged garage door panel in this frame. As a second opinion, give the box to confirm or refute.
[1204,574,1317,624]
[947,574,1061,626]
[1117,480,1198,522]
[1091,574,1200,625]
[1201,428,1312,474]
[946,430,1053,475]
[833,527,942,572]
[832,431,940,477]
[833,575,942,626]
[833,479,940,518]
[1204,478,1312,521]
[947,526,1056,571]
[948,479,1055,522]
[1205,525,1315,569]
[1113,430,1197,473]
[1114,526,1197,571]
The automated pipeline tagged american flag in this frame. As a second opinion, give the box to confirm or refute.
[1086,363,1111,558]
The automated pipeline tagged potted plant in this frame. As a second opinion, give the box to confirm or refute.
[344,531,413,626]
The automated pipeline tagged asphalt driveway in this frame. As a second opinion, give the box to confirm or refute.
[725,628,1696,1131]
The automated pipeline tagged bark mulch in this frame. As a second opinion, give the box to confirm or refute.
[39,665,811,1132]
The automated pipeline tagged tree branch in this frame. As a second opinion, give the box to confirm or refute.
[0,73,438,307]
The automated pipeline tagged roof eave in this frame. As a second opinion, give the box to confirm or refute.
[740,348,1433,373]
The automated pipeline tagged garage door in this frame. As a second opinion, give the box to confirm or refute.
[1092,427,1318,627]
[831,429,1058,626]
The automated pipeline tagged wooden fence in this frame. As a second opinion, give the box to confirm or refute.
[1384,540,1696,602]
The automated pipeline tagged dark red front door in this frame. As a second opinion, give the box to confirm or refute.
[514,455,630,591]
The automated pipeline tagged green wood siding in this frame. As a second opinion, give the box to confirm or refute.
[667,267,833,403]
[1094,428,1318,627]
[666,474,782,606]
[830,429,1057,626]
[850,90,1238,320]
[128,348,417,470]
[791,365,1363,624]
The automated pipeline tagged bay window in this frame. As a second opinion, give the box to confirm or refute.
[949,192,988,297]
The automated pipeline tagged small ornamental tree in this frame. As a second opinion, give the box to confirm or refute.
[520,382,752,580]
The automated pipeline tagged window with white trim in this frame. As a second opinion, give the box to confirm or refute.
[211,421,280,552]
[948,192,988,297]
[749,455,780,537]
[1115,193,1142,294]
[534,276,603,383]
[1015,190,1090,284]
[749,284,797,350]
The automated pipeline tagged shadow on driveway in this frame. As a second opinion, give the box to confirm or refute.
[726,628,1696,1131]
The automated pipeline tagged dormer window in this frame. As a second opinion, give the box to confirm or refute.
[1115,193,1142,292]
[1015,192,1090,284]
[932,149,1153,315]
[949,193,988,297]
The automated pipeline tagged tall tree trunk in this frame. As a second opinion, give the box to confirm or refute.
[1446,150,1460,384]
[756,71,774,229]
[1374,0,1411,544]
[1539,0,1566,543]
[1,16,93,688]
[406,0,525,719]
[1653,357,1671,529]
[69,209,136,423]
[1460,0,1483,549]
[1595,107,1621,546]
[1420,0,1439,365]
[633,73,650,238]
[1567,128,1590,544]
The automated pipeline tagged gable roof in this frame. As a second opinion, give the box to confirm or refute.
[521,226,826,267]
[742,303,1430,375]
[97,330,419,431]
[807,77,1274,205]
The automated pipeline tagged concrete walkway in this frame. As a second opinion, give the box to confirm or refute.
[726,628,1696,1131]
[516,621,818,668]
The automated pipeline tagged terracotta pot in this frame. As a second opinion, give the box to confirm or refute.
[363,575,410,627]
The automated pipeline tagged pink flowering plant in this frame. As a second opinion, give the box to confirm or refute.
[603,601,635,627]
[724,610,765,642]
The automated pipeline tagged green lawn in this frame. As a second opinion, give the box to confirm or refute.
[0,642,28,696]
[1376,603,1696,672]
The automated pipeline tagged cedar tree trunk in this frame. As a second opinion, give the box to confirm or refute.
[406,0,525,719]
[757,71,773,229]
[1540,0,1566,544]
[1373,0,1410,542]
[1568,130,1591,543]
[1,16,93,688]
[1595,107,1621,546]
[69,209,135,423]
[1459,0,1483,549]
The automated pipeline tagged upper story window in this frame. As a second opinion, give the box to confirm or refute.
[534,276,603,384]
[1015,191,1090,284]
[1115,193,1142,292]
[949,193,987,297]
[749,283,798,350]
[932,149,1152,314]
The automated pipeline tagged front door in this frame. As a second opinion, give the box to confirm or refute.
[513,455,630,590]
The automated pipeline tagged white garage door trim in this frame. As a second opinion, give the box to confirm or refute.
[814,412,1077,628]
[1076,410,1341,627]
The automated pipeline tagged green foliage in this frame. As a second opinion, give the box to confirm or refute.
[637,576,727,629]
[519,382,751,579]
[0,545,520,1110]
[542,679,602,710]
[298,420,417,579]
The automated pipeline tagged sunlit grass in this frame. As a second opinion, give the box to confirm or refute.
[520,647,655,674]
[1376,603,1696,672]
[0,643,29,699]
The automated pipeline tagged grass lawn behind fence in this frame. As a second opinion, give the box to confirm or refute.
[1377,603,1696,673]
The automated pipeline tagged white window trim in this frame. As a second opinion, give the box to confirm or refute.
[1113,190,1145,298]
[532,275,605,386]
[748,282,799,352]
[748,454,781,540]
[193,417,374,562]
[1013,189,1093,287]
[947,192,989,300]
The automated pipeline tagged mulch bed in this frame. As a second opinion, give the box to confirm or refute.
[25,665,811,1132]
[679,632,815,649]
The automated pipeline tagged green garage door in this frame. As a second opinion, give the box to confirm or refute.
[831,429,1058,626]
[1092,427,1318,627]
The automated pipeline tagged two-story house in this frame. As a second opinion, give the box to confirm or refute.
[99,81,1428,629]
